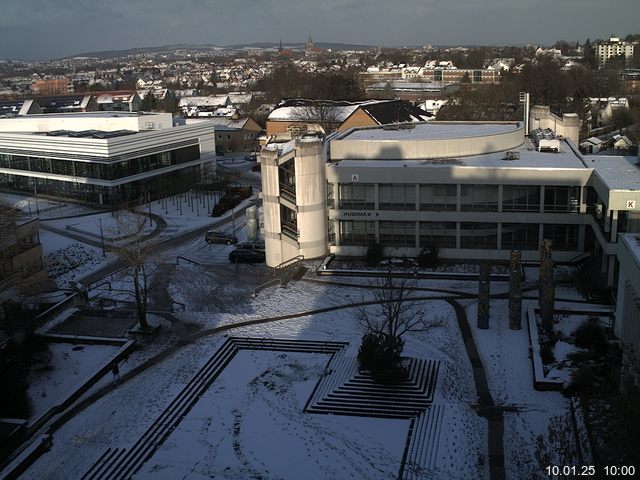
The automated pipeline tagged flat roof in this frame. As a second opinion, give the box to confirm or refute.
[331,140,588,170]
[589,155,640,190]
[340,122,520,142]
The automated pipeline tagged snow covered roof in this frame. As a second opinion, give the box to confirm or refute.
[267,104,359,122]
[178,95,232,108]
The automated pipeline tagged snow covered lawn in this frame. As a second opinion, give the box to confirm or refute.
[27,342,120,423]
[136,349,410,480]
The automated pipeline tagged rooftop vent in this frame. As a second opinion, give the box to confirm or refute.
[503,151,520,161]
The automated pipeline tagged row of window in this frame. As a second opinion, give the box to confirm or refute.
[335,183,580,213]
[0,145,200,181]
[338,220,579,250]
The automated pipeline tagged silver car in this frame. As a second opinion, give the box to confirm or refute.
[205,230,238,244]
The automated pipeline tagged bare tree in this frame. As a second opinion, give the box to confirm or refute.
[110,203,159,330]
[357,275,443,372]
[293,99,343,135]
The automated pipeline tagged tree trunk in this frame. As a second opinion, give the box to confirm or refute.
[539,239,555,332]
[509,250,523,330]
[477,262,491,329]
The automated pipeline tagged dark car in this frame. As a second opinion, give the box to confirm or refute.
[205,230,238,244]
[228,249,265,263]
[235,241,265,251]
[244,153,257,161]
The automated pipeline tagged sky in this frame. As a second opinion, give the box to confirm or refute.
[1,0,638,60]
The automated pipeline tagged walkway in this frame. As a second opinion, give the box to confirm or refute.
[446,299,506,480]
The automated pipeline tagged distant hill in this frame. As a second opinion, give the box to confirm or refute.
[67,41,374,59]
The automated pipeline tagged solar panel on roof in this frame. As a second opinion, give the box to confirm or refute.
[68,130,102,138]
[91,130,137,139]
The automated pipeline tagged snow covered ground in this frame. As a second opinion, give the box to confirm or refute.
[26,343,120,423]
[465,299,569,479]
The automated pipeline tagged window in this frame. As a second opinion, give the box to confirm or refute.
[543,224,578,250]
[339,220,375,245]
[502,185,540,212]
[419,184,457,211]
[379,184,415,210]
[338,183,375,209]
[434,70,443,82]
[501,223,539,250]
[544,186,580,212]
[419,221,456,248]
[460,222,498,249]
[460,185,498,211]
[217,134,223,140]
[380,221,416,247]
[326,182,335,209]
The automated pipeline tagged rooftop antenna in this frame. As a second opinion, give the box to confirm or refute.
[519,92,530,136]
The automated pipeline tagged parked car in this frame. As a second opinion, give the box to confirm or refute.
[235,241,265,251]
[244,153,257,161]
[229,249,265,263]
[205,230,238,244]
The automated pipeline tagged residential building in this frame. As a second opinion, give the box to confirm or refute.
[31,78,73,95]
[365,82,458,101]
[0,215,43,290]
[92,91,142,112]
[0,112,216,205]
[595,37,636,69]
[36,95,99,114]
[0,99,43,117]
[186,117,262,154]
[420,68,500,84]
[265,99,432,140]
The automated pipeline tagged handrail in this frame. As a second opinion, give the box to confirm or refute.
[253,278,282,296]
[176,256,201,266]
[273,255,304,274]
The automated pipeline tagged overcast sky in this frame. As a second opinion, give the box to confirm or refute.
[1,0,638,60]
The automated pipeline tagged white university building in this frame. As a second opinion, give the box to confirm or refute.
[0,112,216,204]
[260,119,640,359]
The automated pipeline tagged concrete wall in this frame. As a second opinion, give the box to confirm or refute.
[529,105,581,146]
[294,140,328,260]
[0,112,173,133]
[330,124,525,160]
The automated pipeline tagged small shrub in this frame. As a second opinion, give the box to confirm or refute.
[417,244,439,269]
[366,242,384,267]
[573,317,608,353]
[358,332,404,374]
[566,364,598,395]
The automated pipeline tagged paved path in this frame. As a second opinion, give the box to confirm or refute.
[446,299,506,480]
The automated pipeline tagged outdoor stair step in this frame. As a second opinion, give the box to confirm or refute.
[307,405,421,419]
[326,389,431,401]
[316,397,431,409]
[401,405,445,480]
[86,338,239,480]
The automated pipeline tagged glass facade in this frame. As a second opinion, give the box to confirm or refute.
[502,185,541,212]
[339,220,375,245]
[419,184,457,211]
[544,186,580,212]
[379,221,416,247]
[543,224,579,250]
[0,166,200,204]
[419,221,456,248]
[501,223,539,250]
[0,145,199,181]
[460,222,498,249]
[379,184,415,210]
[461,185,499,211]
[338,183,375,209]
